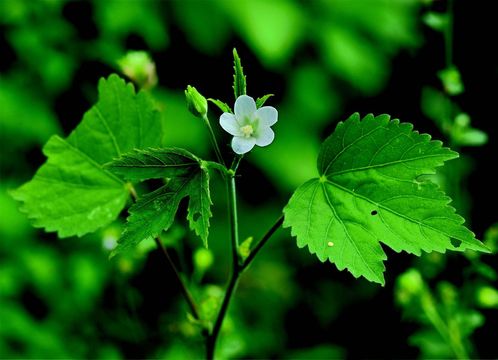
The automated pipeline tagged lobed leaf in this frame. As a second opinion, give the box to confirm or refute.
[107,148,212,252]
[284,113,489,285]
[11,74,163,237]
[105,147,199,182]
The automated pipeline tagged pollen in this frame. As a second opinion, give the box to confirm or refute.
[327,241,334,247]
[240,124,254,138]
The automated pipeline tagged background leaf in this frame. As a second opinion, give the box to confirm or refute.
[284,113,489,284]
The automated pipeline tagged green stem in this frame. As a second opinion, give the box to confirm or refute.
[206,269,239,359]
[203,114,226,167]
[154,237,201,320]
[127,184,200,321]
[206,211,283,359]
[421,291,468,359]
[228,176,240,266]
[206,169,240,360]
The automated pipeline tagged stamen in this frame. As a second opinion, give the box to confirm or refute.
[241,125,254,138]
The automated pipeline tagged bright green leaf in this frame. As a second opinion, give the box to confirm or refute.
[233,48,247,99]
[11,74,163,237]
[208,98,233,114]
[284,113,489,285]
[255,94,274,108]
[11,136,128,237]
[108,148,212,252]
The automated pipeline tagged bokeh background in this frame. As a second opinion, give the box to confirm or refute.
[1,0,497,358]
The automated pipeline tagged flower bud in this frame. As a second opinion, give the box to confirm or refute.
[117,51,157,90]
[185,85,208,118]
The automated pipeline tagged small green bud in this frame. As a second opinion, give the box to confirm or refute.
[438,66,464,96]
[476,286,498,308]
[194,248,214,271]
[455,113,470,128]
[396,269,424,305]
[185,85,208,118]
[117,51,157,90]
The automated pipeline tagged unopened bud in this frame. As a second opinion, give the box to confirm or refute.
[185,85,208,118]
[117,51,157,90]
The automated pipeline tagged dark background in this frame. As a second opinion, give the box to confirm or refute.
[1,0,496,358]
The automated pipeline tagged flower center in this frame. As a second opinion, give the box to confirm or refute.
[240,124,254,138]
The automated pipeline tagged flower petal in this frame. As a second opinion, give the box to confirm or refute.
[256,106,278,126]
[234,95,257,119]
[220,113,242,136]
[255,127,275,147]
[232,136,256,154]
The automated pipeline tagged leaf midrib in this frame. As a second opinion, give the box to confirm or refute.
[110,163,198,168]
[324,153,453,177]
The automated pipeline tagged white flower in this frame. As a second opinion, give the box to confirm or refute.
[219,95,278,155]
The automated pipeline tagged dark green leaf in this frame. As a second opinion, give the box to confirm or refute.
[106,147,199,182]
[109,148,212,252]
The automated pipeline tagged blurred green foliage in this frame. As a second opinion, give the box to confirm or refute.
[1,0,496,359]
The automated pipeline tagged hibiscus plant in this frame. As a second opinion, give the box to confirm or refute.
[11,49,489,359]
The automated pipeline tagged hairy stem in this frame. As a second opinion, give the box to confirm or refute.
[203,114,226,167]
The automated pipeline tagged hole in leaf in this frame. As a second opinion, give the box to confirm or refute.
[450,238,462,248]
[193,212,201,222]
[371,210,378,216]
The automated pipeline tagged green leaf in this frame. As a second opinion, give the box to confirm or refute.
[11,136,128,237]
[284,113,489,285]
[107,148,212,252]
[208,98,233,113]
[105,147,199,182]
[232,48,246,99]
[256,94,274,108]
[11,74,163,237]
